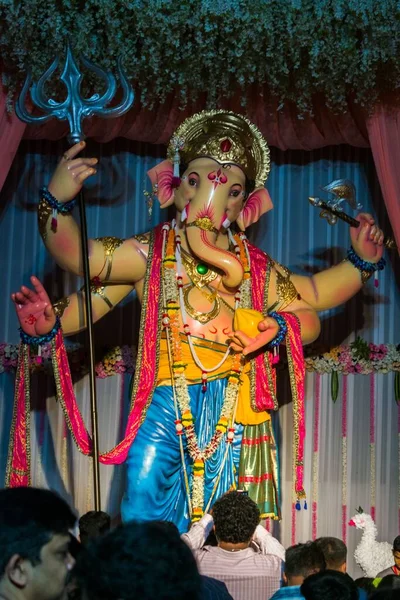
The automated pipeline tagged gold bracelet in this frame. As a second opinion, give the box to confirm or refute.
[37,198,53,241]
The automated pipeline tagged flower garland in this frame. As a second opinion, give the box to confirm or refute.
[0,343,137,377]
[305,338,400,375]
[1,339,399,378]
[161,223,247,520]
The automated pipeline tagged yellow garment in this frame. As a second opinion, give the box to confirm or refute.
[158,334,269,426]
[233,308,264,339]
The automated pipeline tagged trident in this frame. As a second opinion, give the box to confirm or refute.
[16,42,135,510]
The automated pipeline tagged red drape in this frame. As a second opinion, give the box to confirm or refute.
[366,107,400,251]
[0,82,398,247]
[0,83,26,192]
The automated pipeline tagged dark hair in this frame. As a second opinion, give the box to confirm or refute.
[377,575,400,590]
[69,533,82,559]
[212,491,260,544]
[354,577,375,593]
[300,570,358,600]
[370,592,400,600]
[79,511,111,545]
[393,535,400,552]
[285,542,326,579]
[0,487,76,575]
[72,521,202,600]
[315,537,347,570]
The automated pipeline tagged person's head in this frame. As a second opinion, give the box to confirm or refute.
[315,537,347,572]
[78,511,111,546]
[212,491,260,547]
[73,520,202,600]
[301,570,358,600]
[393,535,400,569]
[354,577,375,594]
[369,591,400,600]
[377,575,400,590]
[0,487,76,600]
[284,542,326,586]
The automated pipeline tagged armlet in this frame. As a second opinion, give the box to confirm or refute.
[94,236,125,281]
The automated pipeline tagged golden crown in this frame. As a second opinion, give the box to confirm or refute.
[167,110,270,188]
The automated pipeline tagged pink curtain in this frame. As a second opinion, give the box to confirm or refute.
[19,91,370,150]
[0,83,26,192]
[367,107,400,251]
[2,80,399,246]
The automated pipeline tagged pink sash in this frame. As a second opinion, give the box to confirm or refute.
[8,227,305,495]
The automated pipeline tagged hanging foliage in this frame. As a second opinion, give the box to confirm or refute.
[1,0,400,113]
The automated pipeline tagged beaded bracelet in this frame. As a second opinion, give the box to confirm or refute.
[265,311,288,349]
[347,246,386,286]
[40,186,76,232]
[19,316,61,346]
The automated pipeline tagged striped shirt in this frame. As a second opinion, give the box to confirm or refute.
[182,515,283,600]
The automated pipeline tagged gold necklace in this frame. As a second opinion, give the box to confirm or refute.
[180,247,219,289]
[182,284,221,324]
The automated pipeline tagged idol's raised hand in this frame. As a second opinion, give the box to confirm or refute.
[350,212,385,263]
[11,276,56,337]
[47,141,98,203]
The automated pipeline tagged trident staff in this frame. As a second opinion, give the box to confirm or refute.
[16,42,134,509]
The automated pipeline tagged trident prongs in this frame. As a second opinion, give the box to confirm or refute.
[16,42,134,143]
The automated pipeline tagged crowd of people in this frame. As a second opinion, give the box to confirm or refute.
[0,487,399,600]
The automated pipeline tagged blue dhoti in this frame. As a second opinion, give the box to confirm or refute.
[121,378,243,533]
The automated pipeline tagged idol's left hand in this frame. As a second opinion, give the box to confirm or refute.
[350,212,384,263]
[228,316,279,356]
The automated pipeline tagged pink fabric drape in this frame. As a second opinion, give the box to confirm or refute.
[0,83,26,193]
[0,92,370,194]
[367,107,400,251]
[1,79,399,245]
[19,92,370,149]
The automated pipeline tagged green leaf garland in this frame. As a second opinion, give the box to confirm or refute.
[1,1,400,112]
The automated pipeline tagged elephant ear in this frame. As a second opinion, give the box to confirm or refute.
[236,187,273,230]
[147,160,176,208]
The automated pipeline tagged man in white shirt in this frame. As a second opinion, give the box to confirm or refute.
[182,491,284,600]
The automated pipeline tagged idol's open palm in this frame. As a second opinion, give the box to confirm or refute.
[11,276,56,337]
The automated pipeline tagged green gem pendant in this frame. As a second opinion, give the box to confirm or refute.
[196,263,209,275]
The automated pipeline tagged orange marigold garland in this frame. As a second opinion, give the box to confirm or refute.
[162,222,248,521]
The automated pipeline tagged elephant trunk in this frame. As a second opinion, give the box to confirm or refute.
[185,212,244,289]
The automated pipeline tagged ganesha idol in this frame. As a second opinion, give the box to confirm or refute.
[11,110,385,531]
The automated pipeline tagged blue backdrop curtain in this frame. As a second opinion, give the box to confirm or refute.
[0,138,399,575]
